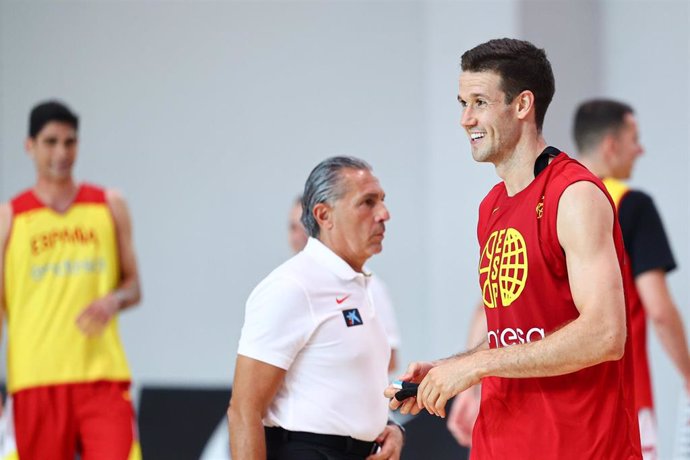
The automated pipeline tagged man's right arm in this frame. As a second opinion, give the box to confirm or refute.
[228,355,287,459]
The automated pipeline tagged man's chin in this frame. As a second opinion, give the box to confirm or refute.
[368,243,384,256]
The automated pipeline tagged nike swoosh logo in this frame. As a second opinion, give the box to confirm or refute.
[336,295,351,304]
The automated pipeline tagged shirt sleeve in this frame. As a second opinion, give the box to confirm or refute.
[237,275,314,370]
[618,190,677,277]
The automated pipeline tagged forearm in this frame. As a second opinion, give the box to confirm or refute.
[434,339,489,368]
[474,316,622,380]
[112,277,141,311]
[228,409,267,460]
[651,306,690,382]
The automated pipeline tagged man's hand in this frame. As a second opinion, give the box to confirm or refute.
[367,424,403,460]
[446,384,481,447]
[384,361,434,415]
[76,293,120,336]
[417,355,482,418]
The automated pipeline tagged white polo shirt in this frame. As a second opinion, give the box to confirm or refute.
[237,237,390,441]
[367,274,401,349]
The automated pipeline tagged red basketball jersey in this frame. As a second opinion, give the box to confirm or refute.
[471,152,641,459]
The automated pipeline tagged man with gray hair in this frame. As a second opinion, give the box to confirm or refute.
[229,156,404,459]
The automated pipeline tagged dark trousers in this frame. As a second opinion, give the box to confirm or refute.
[265,427,377,460]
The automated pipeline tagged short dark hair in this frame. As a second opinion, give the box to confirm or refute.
[573,99,634,153]
[29,100,79,138]
[461,38,555,131]
[301,156,371,238]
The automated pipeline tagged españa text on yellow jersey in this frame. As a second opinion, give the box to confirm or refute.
[3,184,131,394]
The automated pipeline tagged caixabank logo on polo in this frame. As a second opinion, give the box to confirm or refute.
[479,227,528,309]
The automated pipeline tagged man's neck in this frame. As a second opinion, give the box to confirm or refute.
[318,235,365,273]
[33,177,79,212]
[495,135,548,196]
[577,153,609,179]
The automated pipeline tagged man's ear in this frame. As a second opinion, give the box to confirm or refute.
[601,132,618,162]
[515,90,535,121]
[25,137,35,158]
[313,202,333,231]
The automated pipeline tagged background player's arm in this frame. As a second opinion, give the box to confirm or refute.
[76,189,141,335]
[228,355,287,460]
[636,269,690,393]
[408,182,627,417]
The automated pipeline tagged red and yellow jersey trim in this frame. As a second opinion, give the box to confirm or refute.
[602,177,630,209]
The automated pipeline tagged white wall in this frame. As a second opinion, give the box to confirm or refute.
[1,0,688,456]
[423,0,518,359]
[0,0,428,385]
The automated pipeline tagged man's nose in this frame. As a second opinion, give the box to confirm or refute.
[378,203,390,222]
[461,107,476,128]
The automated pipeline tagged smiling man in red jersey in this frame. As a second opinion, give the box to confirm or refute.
[385,38,641,459]
[230,156,404,460]
[0,101,142,460]
[575,99,690,460]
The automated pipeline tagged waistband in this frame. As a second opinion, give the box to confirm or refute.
[264,426,378,457]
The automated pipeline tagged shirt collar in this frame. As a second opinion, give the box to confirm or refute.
[303,237,371,281]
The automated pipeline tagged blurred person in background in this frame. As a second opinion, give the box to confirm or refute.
[0,100,142,460]
[574,98,690,460]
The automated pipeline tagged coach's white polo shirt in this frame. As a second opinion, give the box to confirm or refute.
[237,237,390,442]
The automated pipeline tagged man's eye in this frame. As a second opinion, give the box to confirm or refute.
[476,100,487,107]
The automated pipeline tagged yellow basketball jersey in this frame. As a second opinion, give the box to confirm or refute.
[4,184,131,393]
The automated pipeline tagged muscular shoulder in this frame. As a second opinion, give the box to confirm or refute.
[559,181,612,217]
[557,181,614,248]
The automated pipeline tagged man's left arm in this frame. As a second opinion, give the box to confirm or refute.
[637,270,690,393]
[76,189,141,335]
[415,181,627,417]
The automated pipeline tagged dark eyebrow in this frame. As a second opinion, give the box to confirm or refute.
[360,191,383,201]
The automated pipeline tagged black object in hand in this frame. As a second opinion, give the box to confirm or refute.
[392,380,419,401]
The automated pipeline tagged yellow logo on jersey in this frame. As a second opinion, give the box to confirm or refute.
[536,196,544,219]
[479,228,528,308]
